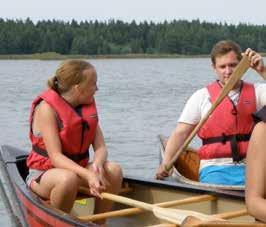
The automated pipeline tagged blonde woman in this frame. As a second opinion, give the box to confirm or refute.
[26,60,122,226]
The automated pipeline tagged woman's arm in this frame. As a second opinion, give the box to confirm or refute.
[37,101,87,175]
[91,125,110,187]
[92,125,108,166]
[36,101,103,196]
[246,122,266,222]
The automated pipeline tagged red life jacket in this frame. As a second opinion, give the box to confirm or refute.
[198,81,256,162]
[27,89,98,170]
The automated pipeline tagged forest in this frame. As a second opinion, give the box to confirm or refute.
[1,18,266,55]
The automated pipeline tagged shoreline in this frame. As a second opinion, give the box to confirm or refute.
[0,53,210,60]
[1,52,265,60]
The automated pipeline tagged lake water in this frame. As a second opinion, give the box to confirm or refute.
[0,58,264,225]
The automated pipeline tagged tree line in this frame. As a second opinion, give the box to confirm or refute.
[1,18,266,55]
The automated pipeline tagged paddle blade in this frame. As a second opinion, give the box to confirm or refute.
[153,206,188,224]
[152,207,224,225]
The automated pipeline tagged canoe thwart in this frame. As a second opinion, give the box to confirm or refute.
[78,194,216,221]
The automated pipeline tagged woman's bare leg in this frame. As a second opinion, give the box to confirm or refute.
[94,162,123,213]
[31,168,79,212]
[246,122,266,222]
[80,161,122,225]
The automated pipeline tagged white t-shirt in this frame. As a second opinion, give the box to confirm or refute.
[179,82,266,124]
[178,82,266,170]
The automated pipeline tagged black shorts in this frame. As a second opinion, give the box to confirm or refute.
[253,106,266,123]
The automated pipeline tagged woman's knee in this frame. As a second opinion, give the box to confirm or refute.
[105,162,123,179]
[108,162,122,176]
[31,169,78,198]
[58,170,79,188]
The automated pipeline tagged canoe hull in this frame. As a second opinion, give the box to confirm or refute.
[0,144,257,226]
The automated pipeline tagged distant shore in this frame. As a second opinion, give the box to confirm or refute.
[0,52,210,60]
[1,52,265,60]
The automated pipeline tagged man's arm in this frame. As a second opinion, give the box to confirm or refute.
[155,122,195,180]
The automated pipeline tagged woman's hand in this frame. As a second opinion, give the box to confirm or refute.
[92,162,110,189]
[86,169,105,198]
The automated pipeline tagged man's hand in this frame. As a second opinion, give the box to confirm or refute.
[155,163,173,180]
[245,48,266,79]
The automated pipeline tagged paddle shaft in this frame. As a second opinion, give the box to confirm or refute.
[165,55,250,171]
[81,194,216,221]
[101,192,223,225]
[102,192,153,210]
[101,192,188,224]
[213,208,248,220]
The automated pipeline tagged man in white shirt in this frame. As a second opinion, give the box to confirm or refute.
[156,40,266,185]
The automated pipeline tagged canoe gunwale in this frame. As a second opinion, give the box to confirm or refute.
[124,175,245,199]
[1,145,93,227]
[0,144,249,227]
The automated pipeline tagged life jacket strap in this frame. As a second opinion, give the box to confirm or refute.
[202,133,251,145]
[202,133,251,163]
[32,145,89,162]
[230,135,242,163]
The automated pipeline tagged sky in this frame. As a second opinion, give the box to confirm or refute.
[1,0,266,25]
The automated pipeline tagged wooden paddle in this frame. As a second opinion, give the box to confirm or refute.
[101,192,224,225]
[164,55,250,172]
[79,194,216,221]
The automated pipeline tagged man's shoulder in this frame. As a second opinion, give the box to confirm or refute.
[185,87,210,108]
[191,87,209,98]
[254,82,266,89]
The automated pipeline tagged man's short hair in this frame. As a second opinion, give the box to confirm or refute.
[211,40,242,65]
